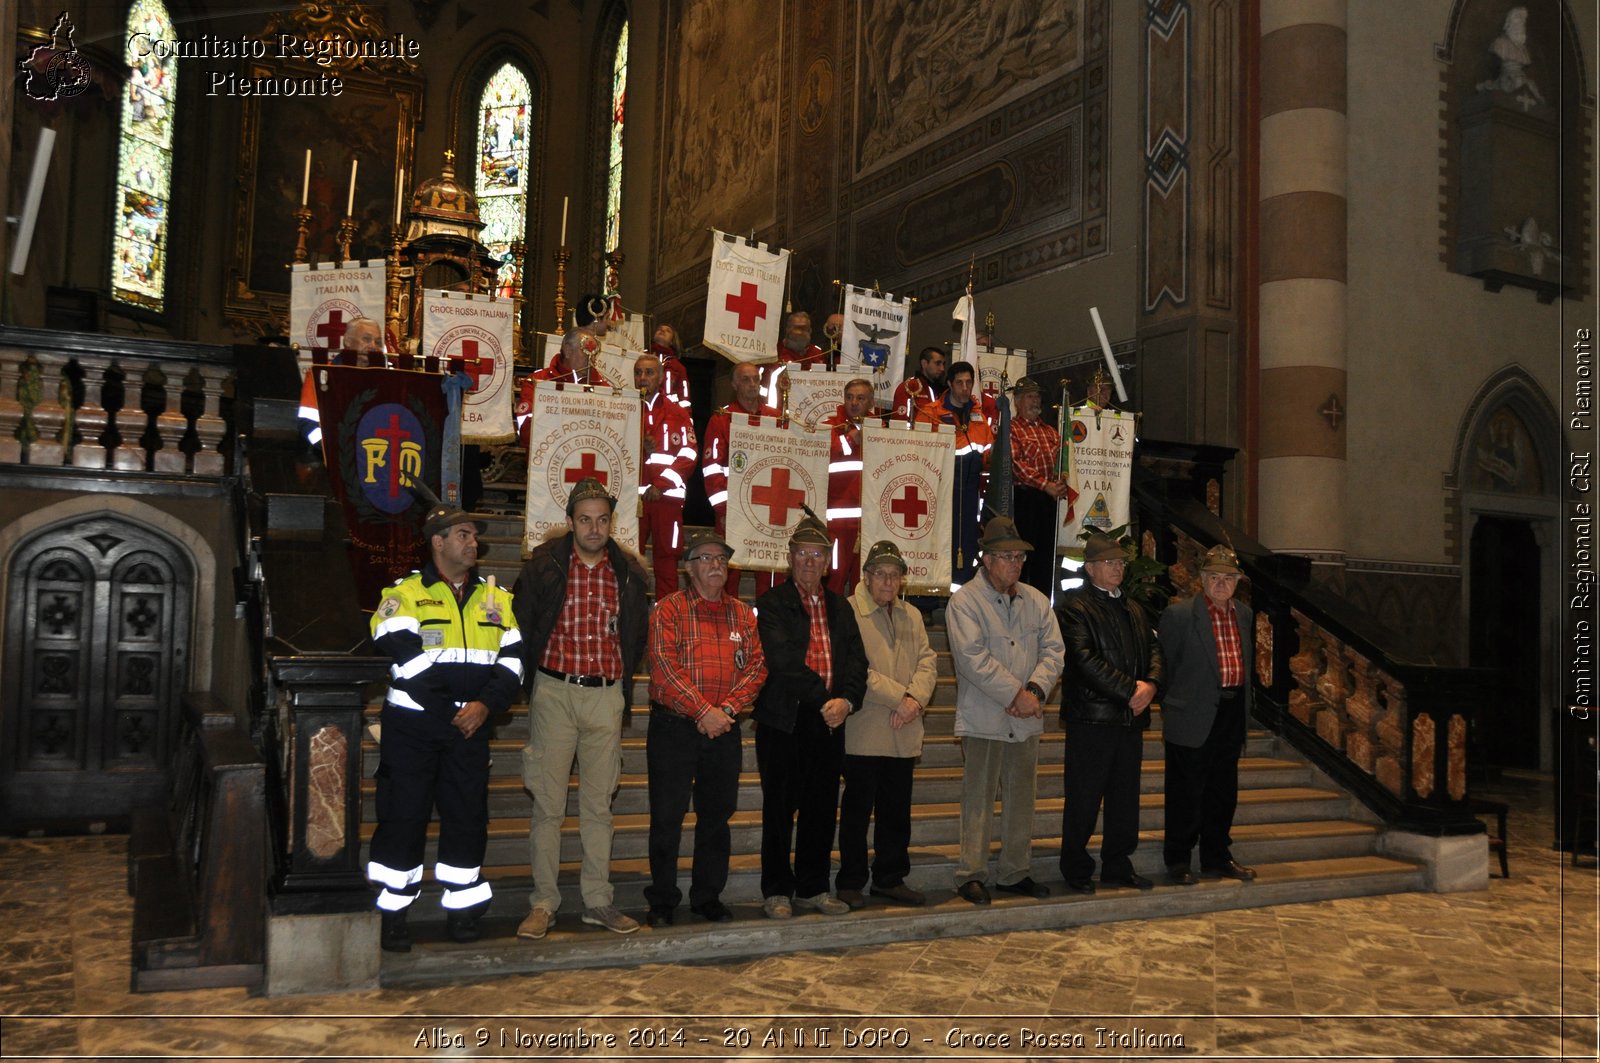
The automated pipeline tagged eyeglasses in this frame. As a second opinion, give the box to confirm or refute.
[1090,559,1127,568]
[688,553,730,566]
[792,549,827,561]
[988,552,1025,563]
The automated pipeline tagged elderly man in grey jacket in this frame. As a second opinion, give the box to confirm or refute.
[946,516,1066,904]
[836,541,939,908]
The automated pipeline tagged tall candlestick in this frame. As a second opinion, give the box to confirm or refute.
[560,196,568,246]
[346,158,358,216]
[301,149,311,206]
[394,167,405,227]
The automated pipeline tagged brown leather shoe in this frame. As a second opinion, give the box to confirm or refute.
[1203,859,1257,881]
[870,883,927,907]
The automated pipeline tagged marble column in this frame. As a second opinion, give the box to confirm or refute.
[1257,0,1348,573]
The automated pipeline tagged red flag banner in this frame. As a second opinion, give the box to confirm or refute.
[314,364,448,607]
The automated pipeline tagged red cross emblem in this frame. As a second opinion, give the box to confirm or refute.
[564,451,609,487]
[724,282,767,332]
[750,466,806,525]
[890,484,929,529]
[458,339,495,391]
[315,309,348,348]
[374,414,411,498]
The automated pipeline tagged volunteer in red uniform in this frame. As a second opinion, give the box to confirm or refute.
[702,361,775,598]
[516,328,611,447]
[890,346,947,422]
[762,310,827,408]
[651,324,693,414]
[823,378,875,595]
[637,354,698,596]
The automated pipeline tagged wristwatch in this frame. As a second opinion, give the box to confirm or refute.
[1025,681,1046,701]
[721,705,739,721]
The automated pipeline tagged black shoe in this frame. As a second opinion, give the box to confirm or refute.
[646,905,676,927]
[870,882,927,907]
[1167,866,1198,886]
[1063,877,1097,894]
[445,910,481,944]
[1202,859,1257,881]
[957,880,991,905]
[1101,872,1155,890]
[690,900,733,923]
[995,876,1049,899]
[380,909,412,953]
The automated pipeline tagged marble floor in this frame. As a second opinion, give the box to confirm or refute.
[2,774,1595,1062]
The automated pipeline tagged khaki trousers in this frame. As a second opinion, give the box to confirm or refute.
[522,672,624,911]
[954,734,1039,886]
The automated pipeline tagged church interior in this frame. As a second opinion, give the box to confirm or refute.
[1,0,1596,1056]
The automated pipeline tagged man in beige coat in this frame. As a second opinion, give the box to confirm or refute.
[835,541,939,907]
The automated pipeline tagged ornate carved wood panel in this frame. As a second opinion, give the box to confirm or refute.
[2,516,192,827]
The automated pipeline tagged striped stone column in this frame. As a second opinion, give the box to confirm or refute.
[1257,0,1347,566]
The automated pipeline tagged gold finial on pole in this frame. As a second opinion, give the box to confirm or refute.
[292,205,312,264]
[553,246,571,333]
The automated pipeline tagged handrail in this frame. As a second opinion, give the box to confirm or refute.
[1134,471,1486,836]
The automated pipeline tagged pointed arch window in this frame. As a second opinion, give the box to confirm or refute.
[112,0,178,311]
[475,62,533,294]
[603,20,629,255]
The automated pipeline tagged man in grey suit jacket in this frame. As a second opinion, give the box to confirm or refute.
[1157,545,1258,885]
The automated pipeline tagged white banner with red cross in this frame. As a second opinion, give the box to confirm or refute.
[523,380,642,553]
[780,366,855,427]
[725,414,832,572]
[289,260,387,362]
[974,348,1029,401]
[839,284,911,412]
[859,420,956,597]
[703,231,789,363]
[1060,404,1135,552]
[422,290,516,445]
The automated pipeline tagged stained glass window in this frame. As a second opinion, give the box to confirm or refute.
[603,21,628,254]
[475,62,532,295]
[112,0,177,311]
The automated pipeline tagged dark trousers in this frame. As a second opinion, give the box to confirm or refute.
[644,708,742,909]
[1014,484,1058,603]
[754,710,844,898]
[836,754,914,891]
[1059,721,1144,881]
[369,704,491,905]
[1163,691,1246,868]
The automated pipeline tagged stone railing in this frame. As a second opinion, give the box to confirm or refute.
[1136,465,1486,836]
[0,327,234,476]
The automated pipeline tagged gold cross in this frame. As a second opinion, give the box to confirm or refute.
[443,148,456,166]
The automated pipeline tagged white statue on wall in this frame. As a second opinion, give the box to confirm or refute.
[1476,6,1546,109]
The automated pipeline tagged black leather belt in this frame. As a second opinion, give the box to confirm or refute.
[539,666,617,688]
[1219,686,1244,700]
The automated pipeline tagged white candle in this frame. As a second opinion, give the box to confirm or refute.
[394,167,404,227]
[560,196,568,246]
[301,149,311,206]
[346,158,358,216]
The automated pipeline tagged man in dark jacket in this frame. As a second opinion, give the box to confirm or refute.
[754,513,868,918]
[1158,544,1257,884]
[511,477,650,939]
[1056,532,1165,893]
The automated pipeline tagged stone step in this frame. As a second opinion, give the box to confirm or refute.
[384,817,1385,920]
[359,755,1311,820]
[377,852,1424,988]
[361,785,1355,869]
[359,728,1282,776]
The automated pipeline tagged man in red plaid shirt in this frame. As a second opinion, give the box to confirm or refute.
[1008,376,1070,601]
[644,528,767,927]
[1157,544,1257,885]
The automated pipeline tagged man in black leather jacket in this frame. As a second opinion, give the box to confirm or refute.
[754,514,868,919]
[1056,532,1165,893]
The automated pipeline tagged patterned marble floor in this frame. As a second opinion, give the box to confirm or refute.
[1,775,1595,1062]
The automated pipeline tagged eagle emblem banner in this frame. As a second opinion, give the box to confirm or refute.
[1060,405,1135,552]
[725,415,831,572]
[522,380,642,553]
[422,290,516,445]
[839,284,911,411]
[703,231,789,363]
[289,260,386,361]
[859,421,956,597]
